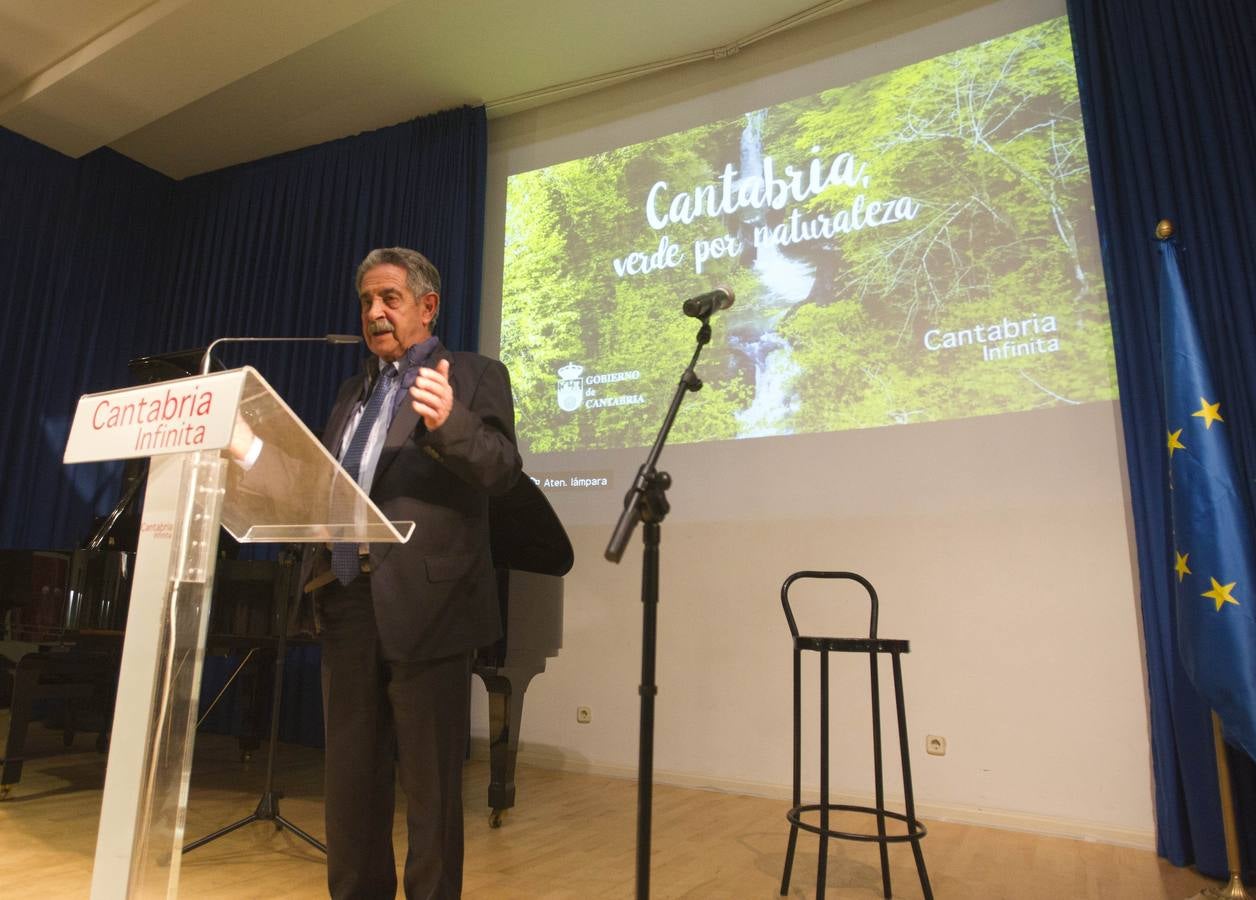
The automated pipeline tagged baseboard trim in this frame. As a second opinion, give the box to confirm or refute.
[467,738,1155,850]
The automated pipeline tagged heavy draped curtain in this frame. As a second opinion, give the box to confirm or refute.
[1,105,487,745]
[0,131,174,549]
[0,105,486,549]
[1067,0,1256,877]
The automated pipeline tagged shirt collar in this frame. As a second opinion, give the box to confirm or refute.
[398,335,439,372]
[376,337,436,373]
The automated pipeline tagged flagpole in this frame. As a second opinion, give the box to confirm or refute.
[1195,711,1252,900]
[1157,219,1253,900]
[1195,712,1256,893]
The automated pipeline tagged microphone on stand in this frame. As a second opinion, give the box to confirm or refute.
[199,333,362,375]
[682,287,735,318]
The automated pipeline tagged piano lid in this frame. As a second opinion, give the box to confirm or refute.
[489,475,573,577]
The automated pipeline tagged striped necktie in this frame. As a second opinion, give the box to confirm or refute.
[331,365,398,585]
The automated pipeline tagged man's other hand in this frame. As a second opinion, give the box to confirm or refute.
[410,358,453,430]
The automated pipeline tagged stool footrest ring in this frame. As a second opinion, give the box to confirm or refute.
[785,802,928,844]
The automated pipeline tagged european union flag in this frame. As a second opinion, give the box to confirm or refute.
[1159,235,1256,761]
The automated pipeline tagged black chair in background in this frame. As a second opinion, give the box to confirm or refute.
[779,570,931,899]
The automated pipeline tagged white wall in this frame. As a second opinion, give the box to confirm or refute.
[472,0,1156,846]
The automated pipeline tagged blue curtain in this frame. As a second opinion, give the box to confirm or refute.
[153,105,488,429]
[2,106,487,749]
[0,130,174,549]
[1067,0,1256,876]
[0,104,486,548]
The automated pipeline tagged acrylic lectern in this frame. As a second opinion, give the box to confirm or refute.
[63,366,413,899]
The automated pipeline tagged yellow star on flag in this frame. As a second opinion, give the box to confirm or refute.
[1192,398,1224,430]
[1167,429,1185,457]
[1175,552,1191,582]
[1202,577,1240,612]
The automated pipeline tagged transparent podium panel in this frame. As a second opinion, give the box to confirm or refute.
[222,367,414,544]
[127,451,225,897]
[85,367,410,899]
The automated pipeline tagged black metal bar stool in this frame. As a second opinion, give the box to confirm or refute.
[779,571,931,899]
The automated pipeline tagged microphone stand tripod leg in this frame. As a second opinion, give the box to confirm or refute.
[183,572,326,855]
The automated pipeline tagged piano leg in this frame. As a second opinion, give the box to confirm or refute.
[473,666,539,828]
[1,654,42,796]
[1,652,97,796]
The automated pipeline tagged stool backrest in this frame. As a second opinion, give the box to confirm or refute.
[780,570,879,640]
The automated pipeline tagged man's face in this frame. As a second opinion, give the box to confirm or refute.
[358,263,437,362]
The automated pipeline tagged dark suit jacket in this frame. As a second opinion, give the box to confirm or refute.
[303,341,522,661]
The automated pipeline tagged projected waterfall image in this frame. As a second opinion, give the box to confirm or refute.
[501,16,1116,456]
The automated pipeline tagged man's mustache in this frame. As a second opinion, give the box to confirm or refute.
[368,320,395,335]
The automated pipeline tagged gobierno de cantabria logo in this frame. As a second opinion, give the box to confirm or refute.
[557,362,584,412]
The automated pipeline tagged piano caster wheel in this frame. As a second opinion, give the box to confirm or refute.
[241,751,253,763]
[488,808,507,829]
[0,784,11,800]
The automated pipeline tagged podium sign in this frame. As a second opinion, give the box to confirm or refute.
[65,370,246,464]
[65,367,412,899]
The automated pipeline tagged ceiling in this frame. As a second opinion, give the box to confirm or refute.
[0,0,869,179]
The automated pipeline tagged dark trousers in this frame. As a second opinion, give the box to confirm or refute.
[318,578,472,900]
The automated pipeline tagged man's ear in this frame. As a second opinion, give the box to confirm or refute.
[424,292,440,328]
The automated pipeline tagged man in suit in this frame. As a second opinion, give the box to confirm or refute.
[309,247,521,898]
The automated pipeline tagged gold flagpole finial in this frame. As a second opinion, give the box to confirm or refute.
[1157,219,1175,240]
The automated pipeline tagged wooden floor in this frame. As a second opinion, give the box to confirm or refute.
[0,717,1219,899]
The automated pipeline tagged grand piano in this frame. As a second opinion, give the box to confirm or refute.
[0,546,295,794]
[483,474,573,825]
[0,349,572,826]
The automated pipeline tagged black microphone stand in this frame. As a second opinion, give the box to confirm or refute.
[184,550,326,855]
[180,334,359,854]
[605,313,714,900]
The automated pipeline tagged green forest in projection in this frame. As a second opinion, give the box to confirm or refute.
[501,17,1116,454]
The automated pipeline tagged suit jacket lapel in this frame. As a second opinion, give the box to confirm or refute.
[374,342,452,484]
[377,398,419,479]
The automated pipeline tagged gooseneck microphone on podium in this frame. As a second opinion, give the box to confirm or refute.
[184,330,360,859]
[199,333,362,375]
[682,286,735,318]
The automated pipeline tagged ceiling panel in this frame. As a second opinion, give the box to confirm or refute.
[0,0,868,176]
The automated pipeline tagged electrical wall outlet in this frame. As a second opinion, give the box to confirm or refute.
[576,706,592,724]
[925,734,947,756]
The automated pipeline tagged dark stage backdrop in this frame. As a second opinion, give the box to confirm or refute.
[1068,0,1256,878]
[151,105,488,431]
[0,129,174,551]
[1,105,488,746]
[1,105,486,549]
